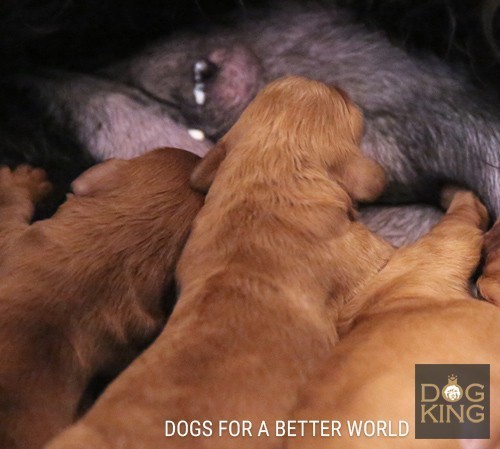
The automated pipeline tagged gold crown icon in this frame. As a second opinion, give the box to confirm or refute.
[448,374,458,383]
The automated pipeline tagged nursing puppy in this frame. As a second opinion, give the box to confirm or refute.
[286,189,500,448]
[44,76,394,449]
[0,148,203,449]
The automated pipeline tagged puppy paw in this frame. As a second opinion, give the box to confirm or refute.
[0,165,53,203]
[441,186,489,231]
[440,184,463,209]
[477,275,500,306]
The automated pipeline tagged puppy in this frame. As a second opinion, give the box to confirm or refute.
[0,148,203,449]
[286,188,500,449]
[43,76,395,449]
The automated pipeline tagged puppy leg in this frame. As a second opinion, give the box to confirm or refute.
[0,165,52,255]
[374,188,488,301]
[477,219,500,306]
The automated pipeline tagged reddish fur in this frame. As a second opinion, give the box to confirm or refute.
[42,78,500,449]
[0,148,203,449]
[286,190,500,449]
[44,76,394,449]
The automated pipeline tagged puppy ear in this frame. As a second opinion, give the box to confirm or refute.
[341,156,386,203]
[71,159,128,196]
[190,142,227,193]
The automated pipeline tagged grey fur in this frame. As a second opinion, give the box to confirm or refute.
[358,204,443,247]
[107,2,500,216]
[22,72,210,159]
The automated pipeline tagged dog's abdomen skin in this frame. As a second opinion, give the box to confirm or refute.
[0,148,203,449]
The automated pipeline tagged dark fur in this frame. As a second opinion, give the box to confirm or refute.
[0,0,267,72]
[109,2,500,216]
[0,80,94,218]
[336,0,500,90]
[0,1,498,235]
[2,1,499,80]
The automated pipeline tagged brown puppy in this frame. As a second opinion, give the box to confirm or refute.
[43,76,394,449]
[286,188,500,449]
[0,148,203,449]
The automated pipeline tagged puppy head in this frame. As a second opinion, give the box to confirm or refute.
[191,76,385,202]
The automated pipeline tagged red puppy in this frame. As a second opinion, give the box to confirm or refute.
[0,148,203,449]
[286,188,500,449]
